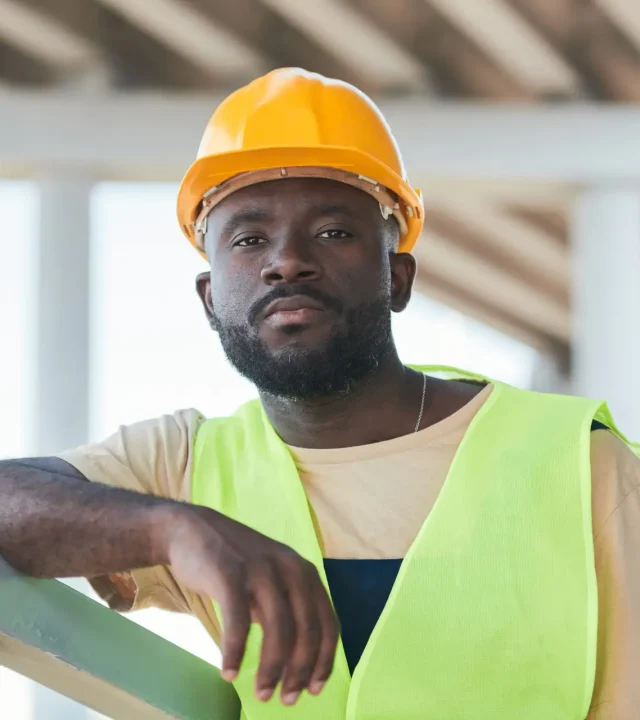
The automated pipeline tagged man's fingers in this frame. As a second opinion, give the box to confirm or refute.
[251,561,295,702]
[218,571,251,682]
[308,572,340,694]
[214,554,339,706]
[279,561,323,705]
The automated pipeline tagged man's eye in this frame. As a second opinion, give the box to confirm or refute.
[317,229,350,240]
[234,236,267,247]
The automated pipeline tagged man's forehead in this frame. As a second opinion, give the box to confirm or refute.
[209,177,375,220]
[214,201,360,227]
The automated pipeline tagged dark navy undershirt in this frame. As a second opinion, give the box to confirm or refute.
[325,419,609,674]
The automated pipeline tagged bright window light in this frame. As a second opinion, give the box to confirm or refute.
[0,180,37,459]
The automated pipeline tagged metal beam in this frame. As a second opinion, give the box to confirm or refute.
[2,92,640,182]
[426,0,580,94]
[0,556,240,719]
[0,0,96,69]
[259,0,427,90]
[94,0,265,78]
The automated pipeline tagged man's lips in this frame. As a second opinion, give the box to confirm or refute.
[263,296,326,328]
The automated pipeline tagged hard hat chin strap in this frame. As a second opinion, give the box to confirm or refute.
[193,166,409,252]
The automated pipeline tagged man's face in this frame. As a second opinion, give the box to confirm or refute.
[196,177,415,398]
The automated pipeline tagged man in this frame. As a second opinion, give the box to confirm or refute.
[1,68,640,719]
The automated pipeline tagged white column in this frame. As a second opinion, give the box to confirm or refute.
[531,352,571,396]
[32,171,93,719]
[33,171,92,455]
[572,186,640,439]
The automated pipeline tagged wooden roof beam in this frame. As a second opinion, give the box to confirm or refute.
[348,0,531,99]
[94,0,265,80]
[259,0,428,91]
[0,0,96,71]
[188,0,361,89]
[414,230,570,342]
[415,178,576,211]
[597,0,640,54]
[424,191,570,291]
[425,0,580,95]
[414,272,559,353]
[10,0,211,90]
[0,39,54,86]
[509,0,640,101]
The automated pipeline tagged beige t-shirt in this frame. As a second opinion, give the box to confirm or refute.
[59,386,640,719]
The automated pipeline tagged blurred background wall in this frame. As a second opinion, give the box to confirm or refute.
[2,0,640,716]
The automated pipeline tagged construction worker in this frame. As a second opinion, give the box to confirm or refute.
[1,68,640,719]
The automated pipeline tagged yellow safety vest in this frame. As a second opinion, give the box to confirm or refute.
[192,366,634,719]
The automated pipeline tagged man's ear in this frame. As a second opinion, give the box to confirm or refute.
[195,272,216,330]
[389,252,416,313]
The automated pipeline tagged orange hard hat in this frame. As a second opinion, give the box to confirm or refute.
[177,68,423,257]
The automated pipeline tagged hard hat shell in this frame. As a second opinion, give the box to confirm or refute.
[177,67,423,254]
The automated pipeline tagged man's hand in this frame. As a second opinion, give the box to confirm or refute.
[0,457,338,707]
[165,505,340,707]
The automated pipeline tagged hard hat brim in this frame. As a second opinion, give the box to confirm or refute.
[177,145,423,256]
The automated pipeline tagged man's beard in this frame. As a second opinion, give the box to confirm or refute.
[213,298,393,399]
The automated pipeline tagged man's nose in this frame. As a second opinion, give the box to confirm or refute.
[260,237,322,285]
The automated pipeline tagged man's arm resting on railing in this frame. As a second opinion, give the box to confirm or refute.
[0,457,339,707]
[0,457,173,578]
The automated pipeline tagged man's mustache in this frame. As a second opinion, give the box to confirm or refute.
[248,284,343,326]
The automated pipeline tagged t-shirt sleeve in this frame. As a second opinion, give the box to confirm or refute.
[57,409,205,613]
[587,429,640,718]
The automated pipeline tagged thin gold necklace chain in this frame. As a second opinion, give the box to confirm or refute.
[414,372,427,433]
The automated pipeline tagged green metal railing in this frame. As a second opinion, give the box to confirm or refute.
[0,557,241,719]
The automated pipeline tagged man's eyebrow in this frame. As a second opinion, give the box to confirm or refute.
[219,208,272,236]
[215,203,356,239]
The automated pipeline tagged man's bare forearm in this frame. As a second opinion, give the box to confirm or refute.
[0,457,182,578]
[0,460,342,704]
